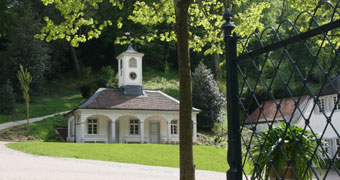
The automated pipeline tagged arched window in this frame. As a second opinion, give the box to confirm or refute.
[129,58,137,68]
[171,120,178,134]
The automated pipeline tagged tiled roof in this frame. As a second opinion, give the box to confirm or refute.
[245,96,309,124]
[77,88,200,112]
[317,75,340,96]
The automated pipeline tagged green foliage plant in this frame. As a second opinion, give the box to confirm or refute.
[192,64,225,130]
[81,66,93,78]
[17,65,32,126]
[211,120,228,148]
[101,65,118,88]
[0,80,16,115]
[7,3,50,92]
[251,122,324,180]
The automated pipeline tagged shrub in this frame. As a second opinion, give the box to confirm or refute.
[101,66,115,81]
[192,64,225,130]
[95,76,107,87]
[99,66,118,88]
[0,80,16,114]
[211,120,228,147]
[81,66,92,78]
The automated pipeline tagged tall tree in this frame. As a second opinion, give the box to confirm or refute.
[6,2,51,92]
[173,0,195,179]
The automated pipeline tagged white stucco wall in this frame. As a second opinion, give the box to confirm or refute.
[117,53,144,87]
[115,115,175,143]
[297,94,340,138]
[245,122,281,133]
[84,115,111,136]
[66,109,198,144]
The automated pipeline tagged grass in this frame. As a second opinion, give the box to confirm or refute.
[6,142,250,173]
[0,115,67,142]
[0,69,180,124]
[143,69,180,99]
[0,76,84,124]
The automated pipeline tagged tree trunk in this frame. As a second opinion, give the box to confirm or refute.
[69,43,81,78]
[173,0,195,180]
[26,101,29,126]
[214,53,220,81]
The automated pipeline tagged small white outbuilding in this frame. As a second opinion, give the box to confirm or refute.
[245,75,340,159]
[65,45,199,144]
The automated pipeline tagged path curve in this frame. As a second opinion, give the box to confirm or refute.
[0,111,69,130]
[0,141,225,180]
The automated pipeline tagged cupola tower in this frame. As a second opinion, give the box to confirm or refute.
[116,44,144,96]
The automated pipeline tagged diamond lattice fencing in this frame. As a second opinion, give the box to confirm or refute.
[223,1,340,180]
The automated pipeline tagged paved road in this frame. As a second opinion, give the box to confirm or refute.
[0,141,225,180]
[0,111,69,131]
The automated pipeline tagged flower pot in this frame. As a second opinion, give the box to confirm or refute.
[269,163,296,180]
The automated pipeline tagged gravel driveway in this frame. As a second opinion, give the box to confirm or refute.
[0,141,225,180]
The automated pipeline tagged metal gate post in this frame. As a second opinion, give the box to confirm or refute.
[222,9,242,180]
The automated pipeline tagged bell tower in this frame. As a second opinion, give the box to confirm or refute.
[116,44,144,96]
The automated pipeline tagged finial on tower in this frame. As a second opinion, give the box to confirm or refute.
[124,31,138,53]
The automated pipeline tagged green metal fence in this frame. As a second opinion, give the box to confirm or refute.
[223,1,340,179]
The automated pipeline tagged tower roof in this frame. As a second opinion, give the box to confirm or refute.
[126,44,138,53]
[116,44,144,60]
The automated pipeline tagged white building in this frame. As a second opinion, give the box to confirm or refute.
[296,76,340,159]
[65,45,199,144]
[245,76,340,159]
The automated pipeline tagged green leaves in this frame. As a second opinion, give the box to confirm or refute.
[17,64,33,124]
[17,65,32,101]
[38,0,122,47]
[251,122,324,180]
[120,0,271,55]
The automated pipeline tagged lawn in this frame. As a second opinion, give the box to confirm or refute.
[0,115,67,142]
[143,69,180,99]
[0,76,84,124]
[6,142,244,173]
[0,70,180,124]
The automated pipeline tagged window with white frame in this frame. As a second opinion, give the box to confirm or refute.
[88,119,98,134]
[319,98,325,112]
[171,120,178,134]
[333,96,340,110]
[130,119,139,135]
[129,58,137,68]
[337,139,340,158]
